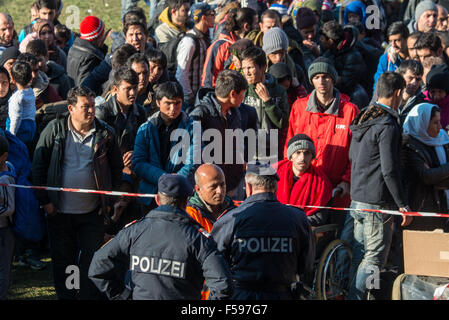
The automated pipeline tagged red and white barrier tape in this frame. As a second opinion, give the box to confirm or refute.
[1,183,449,218]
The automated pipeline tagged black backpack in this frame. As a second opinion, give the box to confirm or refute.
[159,32,200,81]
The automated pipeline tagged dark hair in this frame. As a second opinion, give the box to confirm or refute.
[123,19,148,37]
[146,48,167,69]
[228,38,255,58]
[240,46,266,68]
[25,39,48,57]
[0,66,10,83]
[225,7,256,33]
[261,9,281,23]
[16,53,38,67]
[111,44,138,70]
[320,20,344,42]
[377,72,406,98]
[37,0,58,10]
[54,24,71,41]
[112,67,139,87]
[123,7,147,25]
[430,105,440,119]
[67,86,95,107]
[11,62,32,86]
[414,31,442,52]
[155,81,183,101]
[167,0,189,12]
[387,21,409,39]
[0,135,9,157]
[396,59,424,77]
[215,70,248,98]
[157,192,188,208]
[127,52,149,69]
[31,1,39,10]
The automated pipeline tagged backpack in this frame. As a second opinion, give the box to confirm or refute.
[35,100,69,135]
[159,32,200,81]
[1,131,45,242]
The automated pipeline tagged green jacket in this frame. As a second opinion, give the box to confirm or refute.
[31,114,124,212]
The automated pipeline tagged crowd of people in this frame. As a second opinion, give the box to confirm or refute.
[0,0,449,301]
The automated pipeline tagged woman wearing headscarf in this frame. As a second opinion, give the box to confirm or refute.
[402,102,449,231]
[0,66,11,130]
[19,19,67,71]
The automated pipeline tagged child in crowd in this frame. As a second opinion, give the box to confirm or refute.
[30,1,40,22]
[54,24,72,55]
[0,135,16,300]
[6,62,36,147]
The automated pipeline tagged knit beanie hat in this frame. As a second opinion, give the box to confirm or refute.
[287,134,316,159]
[262,27,289,55]
[296,7,318,30]
[426,63,449,94]
[268,62,292,80]
[415,0,438,22]
[308,57,338,83]
[80,16,105,42]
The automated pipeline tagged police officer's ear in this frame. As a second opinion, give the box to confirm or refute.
[155,194,161,207]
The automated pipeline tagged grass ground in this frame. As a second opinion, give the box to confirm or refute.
[7,255,56,300]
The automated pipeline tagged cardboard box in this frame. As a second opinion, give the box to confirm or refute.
[403,230,449,277]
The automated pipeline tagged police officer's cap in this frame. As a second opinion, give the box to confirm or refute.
[246,162,280,181]
[158,174,193,198]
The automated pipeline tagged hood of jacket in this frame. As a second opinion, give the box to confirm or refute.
[33,70,49,97]
[46,60,65,80]
[158,7,186,32]
[336,25,358,55]
[350,103,399,143]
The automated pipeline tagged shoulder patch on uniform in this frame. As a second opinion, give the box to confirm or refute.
[125,220,137,228]
[198,227,211,238]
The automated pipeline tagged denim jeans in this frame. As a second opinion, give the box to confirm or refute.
[347,201,395,300]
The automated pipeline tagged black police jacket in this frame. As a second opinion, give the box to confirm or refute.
[88,205,233,300]
[211,192,315,293]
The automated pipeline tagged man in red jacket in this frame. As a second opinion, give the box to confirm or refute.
[275,133,333,227]
[284,57,359,229]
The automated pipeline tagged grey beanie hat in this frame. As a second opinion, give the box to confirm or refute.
[415,0,438,21]
[287,134,316,160]
[262,27,289,55]
[308,57,338,84]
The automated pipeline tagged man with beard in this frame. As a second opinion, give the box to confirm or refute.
[0,14,18,60]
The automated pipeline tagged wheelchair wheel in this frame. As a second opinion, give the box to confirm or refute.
[316,239,352,300]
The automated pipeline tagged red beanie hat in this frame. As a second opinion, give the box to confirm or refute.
[80,16,105,42]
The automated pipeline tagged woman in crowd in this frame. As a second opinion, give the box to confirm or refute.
[402,102,449,231]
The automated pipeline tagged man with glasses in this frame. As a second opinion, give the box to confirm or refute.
[32,86,123,300]
[176,2,215,109]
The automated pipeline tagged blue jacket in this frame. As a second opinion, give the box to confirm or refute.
[132,111,200,205]
[373,51,402,93]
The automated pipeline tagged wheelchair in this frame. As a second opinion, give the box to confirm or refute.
[297,223,353,300]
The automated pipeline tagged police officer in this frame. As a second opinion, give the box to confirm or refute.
[211,162,315,300]
[88,174,234,300]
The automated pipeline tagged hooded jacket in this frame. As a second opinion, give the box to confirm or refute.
[46,60,71,100]
[349,103,407,208]
[189,88,258,191]
[322,26,368,97]
[155,7,187,44]
[33,71,62,109]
